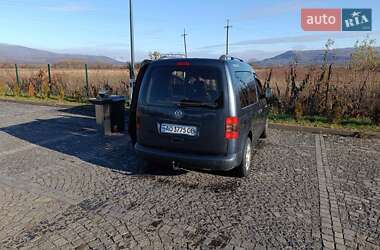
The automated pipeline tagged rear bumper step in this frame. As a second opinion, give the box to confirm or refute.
[135,143,241,171]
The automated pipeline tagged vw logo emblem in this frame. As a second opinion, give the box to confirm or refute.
[174,109,184,119]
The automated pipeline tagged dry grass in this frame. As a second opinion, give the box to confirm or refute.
[0,64,378,125]
[0,67,130,101]
[256,66,380,94]
[0,39,378,125]
[254,38,380,125]
[256,64,380,125]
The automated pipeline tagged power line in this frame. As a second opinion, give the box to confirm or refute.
[181,28,188,58]
[224,19,232,56]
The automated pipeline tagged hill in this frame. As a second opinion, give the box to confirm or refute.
[255,47,380,66]
[0,43,123,65]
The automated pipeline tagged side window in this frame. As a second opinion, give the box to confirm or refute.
[247,75,258,105]
[235,71,250,108]
[255,76,263,98]
[235,71,258,108]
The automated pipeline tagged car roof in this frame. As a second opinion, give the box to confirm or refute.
[147,57,255,74]
[149,58,224,66]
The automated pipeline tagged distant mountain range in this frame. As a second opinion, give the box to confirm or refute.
[1,43,379,66]
[254,47,380,66]
[0,43,123,65]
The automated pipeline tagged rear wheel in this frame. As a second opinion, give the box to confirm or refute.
[235,137,252,178]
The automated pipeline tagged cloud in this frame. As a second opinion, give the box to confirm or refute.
[198,31,380,50]
[44,2,94,12]
[239,0,324,20]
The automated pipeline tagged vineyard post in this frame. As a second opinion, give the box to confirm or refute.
[47,64,52,84]
[47,64,52,95]
[15,64,20,86]
[84,64,89,98]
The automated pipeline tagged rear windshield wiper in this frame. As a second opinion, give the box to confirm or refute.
[176,100,218,108]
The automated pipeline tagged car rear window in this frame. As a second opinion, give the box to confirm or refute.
[143,65,223,107]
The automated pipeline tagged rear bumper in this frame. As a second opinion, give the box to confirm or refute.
[135,143,241,171]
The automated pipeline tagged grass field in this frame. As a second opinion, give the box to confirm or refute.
[255,66,380,94]
[0,68,129,94]
[255,64,380,125]
[0,41,379,128]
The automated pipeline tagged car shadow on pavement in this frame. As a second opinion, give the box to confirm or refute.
[0,106,185,177]
[58,105,95,117]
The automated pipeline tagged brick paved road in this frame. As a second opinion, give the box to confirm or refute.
[0,101,379,249]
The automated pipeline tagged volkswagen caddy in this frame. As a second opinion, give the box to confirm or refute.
[130,56,270,177]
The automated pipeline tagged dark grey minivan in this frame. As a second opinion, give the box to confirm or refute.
[130,57,270,177]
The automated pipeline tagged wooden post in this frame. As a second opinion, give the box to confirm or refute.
[47,64,52,84]
[84,64,89,98]
[15,64,20,86]
[47,64,52,97]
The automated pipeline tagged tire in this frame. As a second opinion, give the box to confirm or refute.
[260,118,268,139]
[235,137,252,178]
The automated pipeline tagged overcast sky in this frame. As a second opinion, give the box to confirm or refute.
[0,0,379,61]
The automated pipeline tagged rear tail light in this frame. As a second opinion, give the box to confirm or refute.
[225,116,239,140]
[136,111,141,129]
[176,61,191,66]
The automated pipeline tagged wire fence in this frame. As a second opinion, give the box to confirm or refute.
[0,64,131,103]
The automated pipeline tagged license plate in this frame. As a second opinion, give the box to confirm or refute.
[160,123,198,136]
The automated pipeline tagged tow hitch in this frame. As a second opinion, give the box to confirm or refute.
[172,161,181,171]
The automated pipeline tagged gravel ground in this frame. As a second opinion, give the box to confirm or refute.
[0,101,379,249]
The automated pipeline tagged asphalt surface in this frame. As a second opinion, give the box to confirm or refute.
[0,101,379,250]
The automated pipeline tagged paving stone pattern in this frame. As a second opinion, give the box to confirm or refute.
[0,101,379,249]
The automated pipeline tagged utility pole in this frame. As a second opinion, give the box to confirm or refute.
[224,19,232,56]
[181,28,188,58]
[128,0,135,101]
